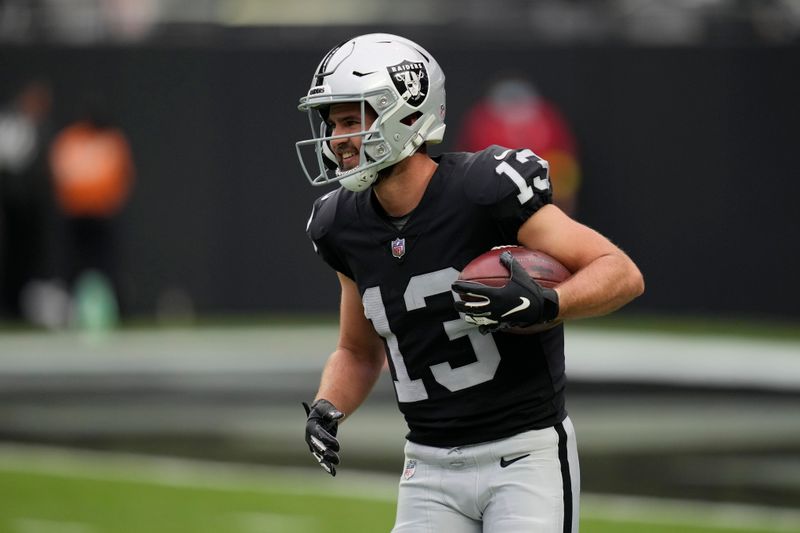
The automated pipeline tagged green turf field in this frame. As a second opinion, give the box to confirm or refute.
[1,446,798,533]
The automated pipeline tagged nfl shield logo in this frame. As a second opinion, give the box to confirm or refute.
[403,459,417,480]
[391,237,406,259]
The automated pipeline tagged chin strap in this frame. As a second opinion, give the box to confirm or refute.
[406,115,436,154]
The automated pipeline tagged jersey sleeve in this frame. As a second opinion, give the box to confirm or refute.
[306,190,354,279]
[462,145,553,240]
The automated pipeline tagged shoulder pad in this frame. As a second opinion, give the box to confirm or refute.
[306,189,340,241]
[462,145,551,206]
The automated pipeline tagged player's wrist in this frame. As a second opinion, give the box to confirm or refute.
[306,398,342,419]
[540,287,560,323]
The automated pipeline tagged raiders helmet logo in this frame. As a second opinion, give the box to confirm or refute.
[387,60,428,107]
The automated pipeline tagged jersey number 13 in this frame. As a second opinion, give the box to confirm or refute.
[362,268,501,403]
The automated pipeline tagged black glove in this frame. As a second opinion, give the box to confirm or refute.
[452,250,560,334]
[303,399,344,476]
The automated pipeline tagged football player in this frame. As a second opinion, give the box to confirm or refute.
[297,33,644,533]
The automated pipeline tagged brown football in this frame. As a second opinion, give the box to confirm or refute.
[458,245,571,333]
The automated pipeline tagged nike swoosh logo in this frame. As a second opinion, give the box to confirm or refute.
[501,297,530,318]
[494,149,512,160]
[500,453,530,468]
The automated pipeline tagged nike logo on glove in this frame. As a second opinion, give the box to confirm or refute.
[501,297,530,318]
[500,454,530,468]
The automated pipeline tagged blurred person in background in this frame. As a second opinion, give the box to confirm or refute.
[0,80,56,322]
[297,34,643,532]
[49,95,134,332]
[457,78,582,215]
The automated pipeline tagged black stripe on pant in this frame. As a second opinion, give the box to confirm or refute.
[555,422,573,533]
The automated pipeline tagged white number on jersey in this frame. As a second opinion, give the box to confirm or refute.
[362,268,502,403]
[494,148,551,203]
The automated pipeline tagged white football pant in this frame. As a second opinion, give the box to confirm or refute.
[392,417,580,533]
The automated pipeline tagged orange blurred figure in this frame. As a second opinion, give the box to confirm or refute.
[49,120,133,218]
[49,110,134,329]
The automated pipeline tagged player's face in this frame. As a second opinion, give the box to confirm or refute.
[327,102,377,172]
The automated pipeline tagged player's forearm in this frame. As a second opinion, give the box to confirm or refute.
[315,348,384,421]
[555,252,644,320]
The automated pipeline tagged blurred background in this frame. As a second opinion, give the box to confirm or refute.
[1,0,799,531]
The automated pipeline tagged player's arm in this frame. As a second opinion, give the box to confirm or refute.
[303,272,386,475]
[453,147,642,331]
[316,272,386,414]
[517,203,644,320]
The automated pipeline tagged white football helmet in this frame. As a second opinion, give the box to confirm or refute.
[296,33,446,192]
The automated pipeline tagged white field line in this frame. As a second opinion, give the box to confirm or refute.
[582,494,800,532]
[1,444,799,531]
[0,443,399,502]
[235,512,320,533]
[12,518,94,533]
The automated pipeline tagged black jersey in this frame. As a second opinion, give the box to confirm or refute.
[307,145,567,447]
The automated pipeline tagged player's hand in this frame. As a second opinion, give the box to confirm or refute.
[452,250,560,334]
[303,399,344,476]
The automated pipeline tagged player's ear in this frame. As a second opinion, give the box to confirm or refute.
[363,103,379,126]
[400,111,422,126]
